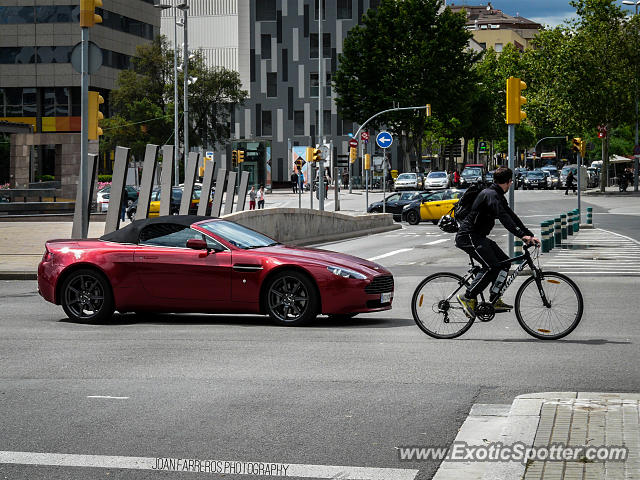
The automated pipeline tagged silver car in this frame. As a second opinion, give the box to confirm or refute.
[394,172,424,191]
[424,171,450,189]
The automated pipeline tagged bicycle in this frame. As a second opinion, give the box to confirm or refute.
[411,243,583,340]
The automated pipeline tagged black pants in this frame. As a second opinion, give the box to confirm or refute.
[455,233,509,301]
[565,183,576,194]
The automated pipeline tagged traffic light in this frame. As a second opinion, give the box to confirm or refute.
[571,137,581,152]
[238,150,245,163]
[364,154,371,170]
[506,76,527,124]
[580,140,586,157]
[80,0,102,27]
[231,150,237,164]
[349,147,357,163]
[312,148,322,163]
[88,91,104,140]
[295,159,303,169]
[306,147,314,163]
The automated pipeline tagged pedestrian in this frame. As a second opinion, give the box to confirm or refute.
[120,192,127,223]
[248,185,256,210]
[291,171,298,194]
[297,168,305,192]
[257,185,265,209]
[454,169,460,187]
[324,167,331,198]
[565,170,576,195]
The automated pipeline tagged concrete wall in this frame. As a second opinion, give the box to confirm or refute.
[221,208,400,245]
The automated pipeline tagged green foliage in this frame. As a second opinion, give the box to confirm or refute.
[36,174,55,181]
[98,174,112,182]
[333,0,477,169]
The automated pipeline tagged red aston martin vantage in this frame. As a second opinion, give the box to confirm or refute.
[38,216,394,325]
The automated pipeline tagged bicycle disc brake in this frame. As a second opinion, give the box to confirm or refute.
[476,302,495,322]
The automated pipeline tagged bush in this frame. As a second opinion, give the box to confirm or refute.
[98,174,113,182]
[37,174,55,181]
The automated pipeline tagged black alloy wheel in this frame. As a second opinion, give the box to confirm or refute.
[406,209,420,225]
[265,271,318,326]
[61,268,114,323]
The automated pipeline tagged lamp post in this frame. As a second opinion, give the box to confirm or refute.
[153,2,179,185]
[623,0,639,191]
[177,2,190,169]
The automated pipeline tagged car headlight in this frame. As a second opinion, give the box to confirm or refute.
[327,266,367,280]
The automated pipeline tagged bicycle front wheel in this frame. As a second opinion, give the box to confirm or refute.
[412,273,474,339]
[515,272,583,340]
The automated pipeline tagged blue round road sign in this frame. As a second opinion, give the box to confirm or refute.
[376,131,393,149]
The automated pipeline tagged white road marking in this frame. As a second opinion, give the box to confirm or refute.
[86,395,129,400]
[367,248,413,261]
[0,451,418,480]
[422,239,448,246]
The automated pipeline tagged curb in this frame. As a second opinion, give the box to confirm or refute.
[0,271,37,280]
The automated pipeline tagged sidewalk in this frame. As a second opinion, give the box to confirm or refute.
[432,392,640,480]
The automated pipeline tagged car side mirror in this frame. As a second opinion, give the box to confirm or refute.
[186,238,207,250]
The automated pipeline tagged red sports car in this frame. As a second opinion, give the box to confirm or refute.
[38,216,394,325]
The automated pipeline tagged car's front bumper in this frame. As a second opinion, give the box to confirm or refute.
[320,274,394,314]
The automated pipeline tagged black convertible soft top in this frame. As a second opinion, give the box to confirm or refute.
[99,215,214,244]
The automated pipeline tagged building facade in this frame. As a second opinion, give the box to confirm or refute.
[0,0,160,192]
[161,0,385,188]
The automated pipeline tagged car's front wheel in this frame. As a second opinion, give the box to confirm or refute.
[406,210,420,225]
[265,271,318,326]
[61,268,114,323]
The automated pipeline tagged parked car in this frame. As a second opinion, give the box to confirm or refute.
[393,172,424,191]
[401,188,465,225]
[96,185,139,212]
[485,171,494,184]
[127,187,209,220]
[587,167,600,188]
[367,190,434,220]
[459,164,485,187]
[522,170,548,189]
[424,171,449,189]
[514,167,528,189]
[37,216,394,326]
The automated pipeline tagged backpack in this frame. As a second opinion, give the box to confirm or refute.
[438,184,483,233]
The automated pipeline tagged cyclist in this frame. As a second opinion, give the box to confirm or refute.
[455,166,540,319]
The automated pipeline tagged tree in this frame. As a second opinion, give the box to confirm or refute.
[101,36,247,164]
[333,0,478,171]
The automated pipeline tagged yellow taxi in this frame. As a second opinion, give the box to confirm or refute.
[127,187,206,220]
[401,189,464,225]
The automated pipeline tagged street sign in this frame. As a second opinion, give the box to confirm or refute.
[479,141,487,151]
[348,139,358,148]
[361,132,369,141]
[71,41,103,74]
[205,151,214,160]
[376,131,393,149]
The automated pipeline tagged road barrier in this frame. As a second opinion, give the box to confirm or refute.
[514,238,523,263]
[567,211,574,236]
[554,217,561,246]
[538,208,593,254]
[561,214,567,240]
[587,207,593,225]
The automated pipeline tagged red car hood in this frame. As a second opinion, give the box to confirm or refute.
[255,245,389,276]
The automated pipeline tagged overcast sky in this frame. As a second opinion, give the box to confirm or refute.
[446,1,637,27]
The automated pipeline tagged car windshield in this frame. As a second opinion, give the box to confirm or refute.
[561,167,576,175]
[199,220,279,249]
[397,173,416,180]
[527,172,545,178]
[462,167,482,176]
[427,172,447,178]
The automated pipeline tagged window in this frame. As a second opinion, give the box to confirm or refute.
[266,72,277,97]
[337,0,352,19]
[294,111,304,136]
[369,0,381,9]
[310,33,331,58]
[256,0,276,21]
[314,0,326,20]
[261,34,271,59]
[310,73,331,97]
[494,43,503,52]
[0,6,34,24]
[140,225,206,248]
[42,87,69,116]
[36,46,72,64]
[315,110,331,136]
[36,5,78,23]
[0,47,36,64]
[261,110,272,136]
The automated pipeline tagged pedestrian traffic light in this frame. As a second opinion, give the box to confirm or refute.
[88,91,104,140]
[349,147,357,163]
[231,150,237,164]
[364,154,371,170]
[580,140,586,157]
[506,76,527,124]
[238,150,245,163]
[312,148,322,163]
[80,0,102,27]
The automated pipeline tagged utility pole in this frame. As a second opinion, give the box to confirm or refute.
[317,0,324,211]
[181,3,190,163]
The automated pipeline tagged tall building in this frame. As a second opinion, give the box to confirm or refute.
[161,0,384,188]
[448,2,541,52]
[0,0,160,195]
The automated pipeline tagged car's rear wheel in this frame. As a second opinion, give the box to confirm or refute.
[406,210,420,225]
[61,268,114,323]
[265,271,318,326]
[431,219,440,225]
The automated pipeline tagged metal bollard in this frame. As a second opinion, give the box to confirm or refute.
[561,213,567,239]
[587,207,593,225]
[572,209,579,233]
[514,238,523,263]
[567,211,574,236]
[541,221,550,253]
[554,217,562,245]
[549,220,555,250]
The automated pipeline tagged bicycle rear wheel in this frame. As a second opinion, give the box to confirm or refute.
[411,273,474,339]
[515,272,583,340]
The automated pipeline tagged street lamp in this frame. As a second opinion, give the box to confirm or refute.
[153,1,180,185]
[622,0,639,191]
[176,2,190,168]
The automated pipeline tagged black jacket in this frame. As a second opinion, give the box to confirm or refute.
[457,184,533,239]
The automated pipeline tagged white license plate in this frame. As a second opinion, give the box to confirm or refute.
[380,292,392,304]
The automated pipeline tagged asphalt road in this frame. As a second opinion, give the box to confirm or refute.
[1,190,638,480]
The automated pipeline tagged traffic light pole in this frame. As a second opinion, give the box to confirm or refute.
[577,152,582,221]
[80,26,89,239]
[508,123,515,258]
